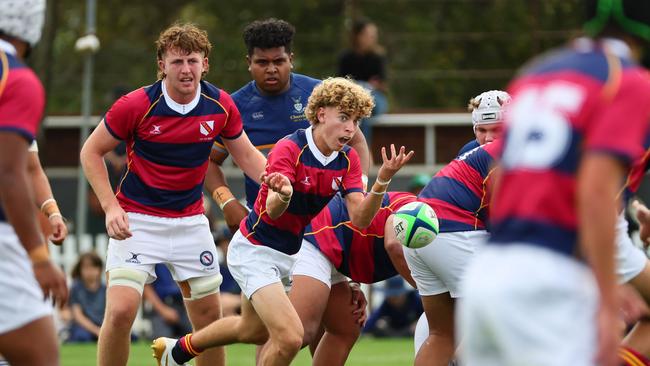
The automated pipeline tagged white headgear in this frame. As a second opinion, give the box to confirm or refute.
[471,90,511,126]
[0,0,46,47]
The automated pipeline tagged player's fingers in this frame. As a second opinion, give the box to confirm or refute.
[402,150,415,164]
[390,144,397,159]
[381,146,388,162]
[117,214,132,238]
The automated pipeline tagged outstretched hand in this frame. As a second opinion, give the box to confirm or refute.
[377,144,415,181]
[263,172,293,198]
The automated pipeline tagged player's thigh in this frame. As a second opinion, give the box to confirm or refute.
[0,315,58,366]
[421,292,455,337]
[321,282,360,337]
[289,275,330,339]
[251,282,303,340]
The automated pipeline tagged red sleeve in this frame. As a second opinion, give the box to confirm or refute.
[585,71,650,164]
[341,147,364,195]
[0,69,44,141]
[265,138,298,184]
[217,91,244,140]
[103,88,148,141]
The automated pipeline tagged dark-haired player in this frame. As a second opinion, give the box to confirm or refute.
[207,18,371,232]
[285,191,418,365]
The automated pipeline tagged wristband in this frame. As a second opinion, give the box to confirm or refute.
[40,198,61,218]
[212,187,236,210]
[371,182,389,195]
[369,189,386,196]
[375,177,391,186]
[48,212,63,220]
[28,245,50,264]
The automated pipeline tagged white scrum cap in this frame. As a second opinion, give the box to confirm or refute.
[470,90,511,126]
[0,0,46,47]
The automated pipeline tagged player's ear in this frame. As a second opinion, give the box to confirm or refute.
[317,107,326,123]
[246,55,252,71]
[289,52,294,68]
[203,57,209,76]
[157,59,165,77]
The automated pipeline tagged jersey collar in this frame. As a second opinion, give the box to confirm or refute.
[305,126,338,166]
[161,80,201,115]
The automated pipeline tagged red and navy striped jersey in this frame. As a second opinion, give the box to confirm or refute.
[240,127,364,255]
[490,38,650,257]
[0,45,45,223]
[304,192,417,283]
[418,141,499,233]
[104,80,243,218]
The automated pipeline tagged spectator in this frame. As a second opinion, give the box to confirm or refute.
[364,276,422,338]
[337,18,389,146]
[67,252,106,342]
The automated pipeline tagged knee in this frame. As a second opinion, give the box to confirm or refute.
[273,326,304,355]
[104,303,138,330]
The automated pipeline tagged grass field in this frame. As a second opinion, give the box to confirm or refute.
[61,337,414,365]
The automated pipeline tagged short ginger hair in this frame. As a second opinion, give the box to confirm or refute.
[155,23,212,79]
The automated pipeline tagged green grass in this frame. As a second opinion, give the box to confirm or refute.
[61,337,414,365]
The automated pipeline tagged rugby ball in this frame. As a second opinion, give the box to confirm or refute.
[393,202,439,249]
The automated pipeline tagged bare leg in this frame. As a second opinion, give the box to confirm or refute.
[312,281,362,366]
[191,294,268,349]
[182,290,224,366]
[98,286,141,366]
[257,275,329,362]
[415,292,455,366]
[0,316,59,366]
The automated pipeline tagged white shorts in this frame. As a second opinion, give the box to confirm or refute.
[404,230,488,297]
[292,241,348,288]
[458,245,598,366]
[616,213,647,283]
[227,230,297,299]
[105,213,219,283]
[0,223,52,334]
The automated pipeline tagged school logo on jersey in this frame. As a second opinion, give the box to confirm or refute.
[331,176,343,191]
[199,251,214,266]
[292,96,303,112]
[199,120,214,136]
[252,111,264,120]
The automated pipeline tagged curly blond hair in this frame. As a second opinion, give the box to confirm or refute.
[156,23,212,79]
[304,77,375,125]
